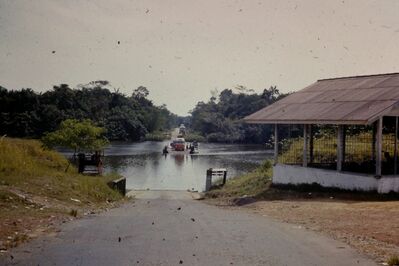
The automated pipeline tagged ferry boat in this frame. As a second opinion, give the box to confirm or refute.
[171,137,186,151]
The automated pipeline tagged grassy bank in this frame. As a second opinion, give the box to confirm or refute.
[206,160,273,199]
[206,159,399,201]
[144,131,171,141]
[0,137,124,251]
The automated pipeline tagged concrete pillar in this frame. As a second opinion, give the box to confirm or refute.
[303,125,308,167]
[274,124,278,165]
[372,123,376,161]
[337,125,345,171]
[309,125,314,164]
[375,117,383,177]
[395,117,398,175]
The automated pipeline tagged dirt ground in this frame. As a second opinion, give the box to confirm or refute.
[0,186,123,255]
[207,196,399,264]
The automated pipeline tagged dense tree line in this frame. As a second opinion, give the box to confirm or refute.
[189,86,287,143]
[0,81,178,141]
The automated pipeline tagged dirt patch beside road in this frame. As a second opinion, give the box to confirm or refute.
[207,196,399,263]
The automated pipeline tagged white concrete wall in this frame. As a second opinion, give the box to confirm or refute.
[378,177,399,193]
[273,164,399,193]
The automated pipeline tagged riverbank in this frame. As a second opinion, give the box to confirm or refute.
[0,138,126,253]
[205,162,399,264]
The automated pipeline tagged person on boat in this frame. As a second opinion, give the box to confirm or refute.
[162,145,169,156]
[189,145,195,154]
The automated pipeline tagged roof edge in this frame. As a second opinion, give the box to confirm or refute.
[318,72,399,82]
[244,119,368,125]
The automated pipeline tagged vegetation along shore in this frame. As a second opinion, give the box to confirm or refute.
[0,137,126,252]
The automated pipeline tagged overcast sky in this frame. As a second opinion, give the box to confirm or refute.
[1,0,399,115]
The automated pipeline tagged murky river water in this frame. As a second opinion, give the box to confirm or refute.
[60,141,272,192]
[102,141,272,192]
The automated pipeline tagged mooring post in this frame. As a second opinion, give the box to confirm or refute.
[222,170,227,185]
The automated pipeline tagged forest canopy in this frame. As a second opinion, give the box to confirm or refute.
[0,82,287,144]
[0,81,178,141]
[188,86,287,143]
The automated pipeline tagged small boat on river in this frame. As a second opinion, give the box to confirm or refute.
[171,137,186,151]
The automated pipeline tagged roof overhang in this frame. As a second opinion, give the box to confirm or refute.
[245,101,399,126]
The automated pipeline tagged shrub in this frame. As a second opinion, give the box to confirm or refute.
[388,255,399,266]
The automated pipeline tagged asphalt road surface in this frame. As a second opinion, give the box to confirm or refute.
[1,191,376,266]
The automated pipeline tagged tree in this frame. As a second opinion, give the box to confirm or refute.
[189,86,288,143]
[132,86,149,99]
[42,119,109,155]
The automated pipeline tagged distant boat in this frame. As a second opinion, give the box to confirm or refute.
[171,138,186,151]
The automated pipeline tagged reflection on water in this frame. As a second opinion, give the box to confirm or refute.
[103,141,272,192]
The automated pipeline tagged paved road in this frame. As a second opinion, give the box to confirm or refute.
[1,191,375,266]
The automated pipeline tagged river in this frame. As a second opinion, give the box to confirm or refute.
[102,141,272,192]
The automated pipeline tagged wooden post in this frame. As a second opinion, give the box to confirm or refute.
[337,125,344,171]
[309,125,314,164]
[222,170,227,185]
[303,125,308,167]
[395,117,398,175]
[274,124,278,165]
[375,117,383,177]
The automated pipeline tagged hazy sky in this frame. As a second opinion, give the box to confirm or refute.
[1,0,399,115]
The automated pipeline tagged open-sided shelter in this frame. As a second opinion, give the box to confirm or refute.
[245,73,399,193]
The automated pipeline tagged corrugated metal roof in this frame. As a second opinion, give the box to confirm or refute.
[244,73,399,125]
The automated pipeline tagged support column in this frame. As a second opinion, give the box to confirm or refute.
[303,125,308,167]
[375,117,383,177]
[372,123,376,161]
[337,125,345,171]
[395,117,398,175]
[274,124,278,165]
[309,125,314,164]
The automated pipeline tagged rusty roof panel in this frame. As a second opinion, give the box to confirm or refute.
[343,100,397,122]
[377,75,399,87]
[277,91,322,104]
[244,73,399,125]
[375,87,399,100]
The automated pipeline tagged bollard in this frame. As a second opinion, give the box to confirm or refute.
[205,168,227,191]
[222,170,227,185]
[206,168,213,191]
[108,177,126,196]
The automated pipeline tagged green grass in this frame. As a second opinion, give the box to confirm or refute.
[388,255,399,266]
[279,132,395,164]
[206,160,272,199]
[144,131,171,141]
[0,137,125,250]
[184,132,206,142]
[0,137,122,204]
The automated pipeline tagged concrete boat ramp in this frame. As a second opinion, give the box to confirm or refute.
[1,190,376,266]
